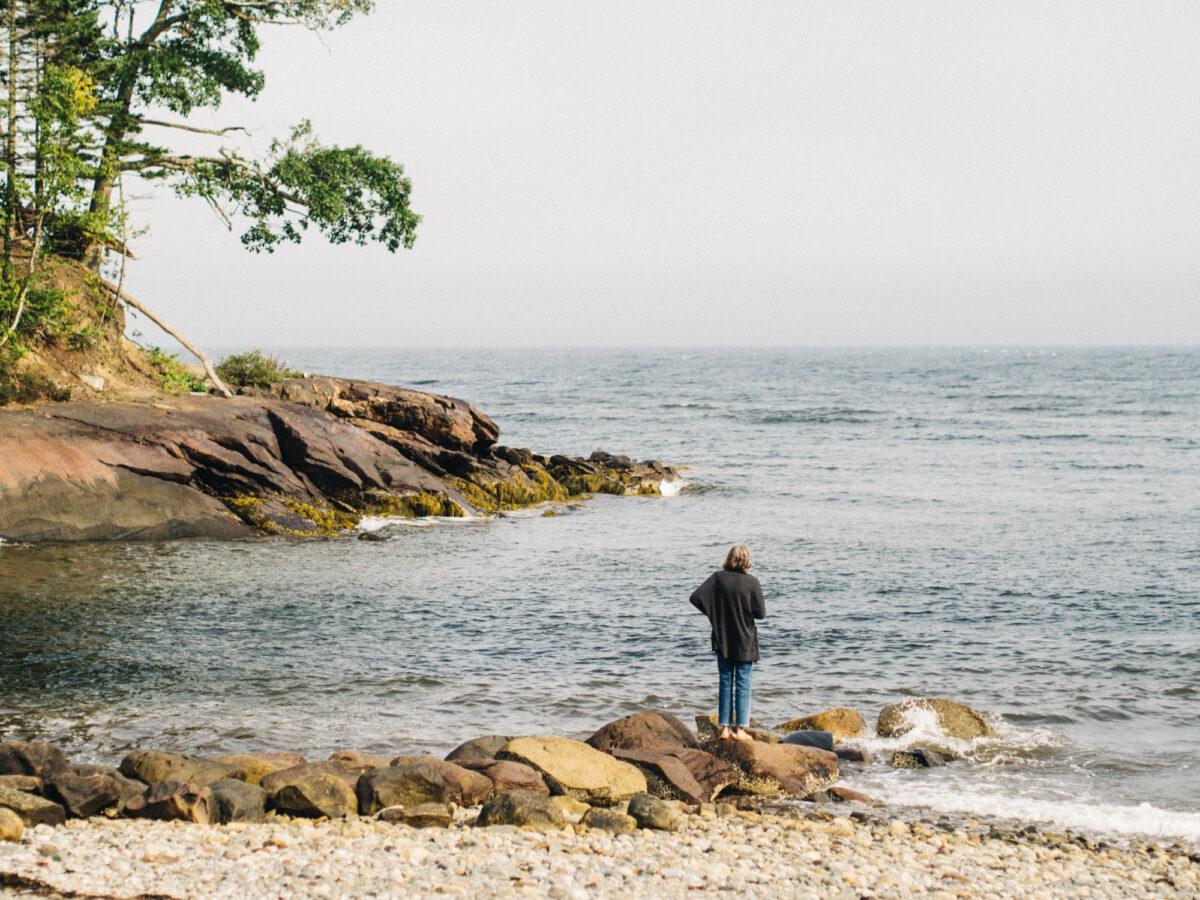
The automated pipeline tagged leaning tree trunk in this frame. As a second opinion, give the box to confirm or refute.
[99,278,234,398]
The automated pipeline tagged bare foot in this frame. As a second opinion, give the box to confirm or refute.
[733,729,753,741]
[719,727,733,740]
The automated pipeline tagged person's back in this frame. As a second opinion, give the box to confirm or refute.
[689,544,765,741]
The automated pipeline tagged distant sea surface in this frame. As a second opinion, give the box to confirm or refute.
[2,348,1198,845]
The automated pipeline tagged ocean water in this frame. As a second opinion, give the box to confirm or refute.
[1,347,1197,846]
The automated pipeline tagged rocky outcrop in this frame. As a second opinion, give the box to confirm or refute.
[0,378,681,542]
[876,698,997,741]
[609,748,739,806]
[586,712,699,753]
[497,737,647,807]
[776,708,869,741]
[702,740,839,799]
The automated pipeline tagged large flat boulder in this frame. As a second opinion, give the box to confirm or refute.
[609,748,739,806]
[776,708,868,741]
[586,712,698,753]
[497,737,646,807]
[702,739,839,799]
[876,698,996,740]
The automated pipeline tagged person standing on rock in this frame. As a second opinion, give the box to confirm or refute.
[689,543,765,742]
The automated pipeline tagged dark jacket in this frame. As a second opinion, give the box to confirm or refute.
[689,569,765,663]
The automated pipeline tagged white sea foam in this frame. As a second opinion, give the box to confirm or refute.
[658,477,688,497]
[356,514,489,532]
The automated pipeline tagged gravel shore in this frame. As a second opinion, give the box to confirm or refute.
[1,807,1196,899]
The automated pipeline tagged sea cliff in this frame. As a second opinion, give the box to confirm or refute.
[0,376,681,542]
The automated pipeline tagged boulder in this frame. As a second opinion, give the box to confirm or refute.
[694,715,779,743]
[119,749,241,787]
[454,760,548,797]
[378,803,453,828]
[550,796,589,823]
[476,791,565,829]
[776,708,869,741]
[43,773,122,818]
[389,757,492,807]
[497,737,646,807]
[585,712,698,753]
[445,736,515,763]
[580,806,637,834]
[890,748,948,769]
[124,781,213,824]
[876,698,996,740]
[272,774,357,819]
[0,807,22,842]
[0,785,66,827]
[71,765,147,812]
[211,755,295,787]
[356,763,449,816]
[259,761,367,795]
[208,779,267,824]
[702,739,839,798]
[835,748,874,765]
[829,786,872,803]
[627,793,681,831]
[780,730,834,752]
[609,748,739,806]
[0,741,69,780]
[0,775,43,794]
[330,751,398,770]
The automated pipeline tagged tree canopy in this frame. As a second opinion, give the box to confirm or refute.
[2,0,419,364]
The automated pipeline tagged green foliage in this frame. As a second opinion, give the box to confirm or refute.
[145,345,206,393]
[66,322,102,351]
[215,349,299,388]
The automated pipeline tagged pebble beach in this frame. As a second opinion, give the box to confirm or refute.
[2,807,1197,900]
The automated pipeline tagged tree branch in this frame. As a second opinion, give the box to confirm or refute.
[136,117,251,137]
[98,277,234,398]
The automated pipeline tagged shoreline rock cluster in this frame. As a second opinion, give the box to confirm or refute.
[1,701,1197,898]
[0,376,682,542]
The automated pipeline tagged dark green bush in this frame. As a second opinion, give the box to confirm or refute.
[215,349,300,388]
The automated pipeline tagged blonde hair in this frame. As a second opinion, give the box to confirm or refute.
[723,543,751,572]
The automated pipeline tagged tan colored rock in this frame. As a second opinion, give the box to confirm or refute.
[702,739,839,798]
[330,751,398,769]
[0,775,42,794]
[549,796,589,823]
[497,737,647,807]
[586,712,698,753]
[876,698,997,740]
[776,708,869,741]
[0,785,66,827]
[119,749,241,787]
[259,760,368,795]
[580,806,637,833]
[211,755,293,787]
[0,807,22,842]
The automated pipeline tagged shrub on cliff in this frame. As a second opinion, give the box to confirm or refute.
[215,350,301,389]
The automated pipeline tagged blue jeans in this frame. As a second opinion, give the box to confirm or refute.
[717,655,753,728]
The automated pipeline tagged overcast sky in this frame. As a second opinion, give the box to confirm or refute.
[122,1,1200,348]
